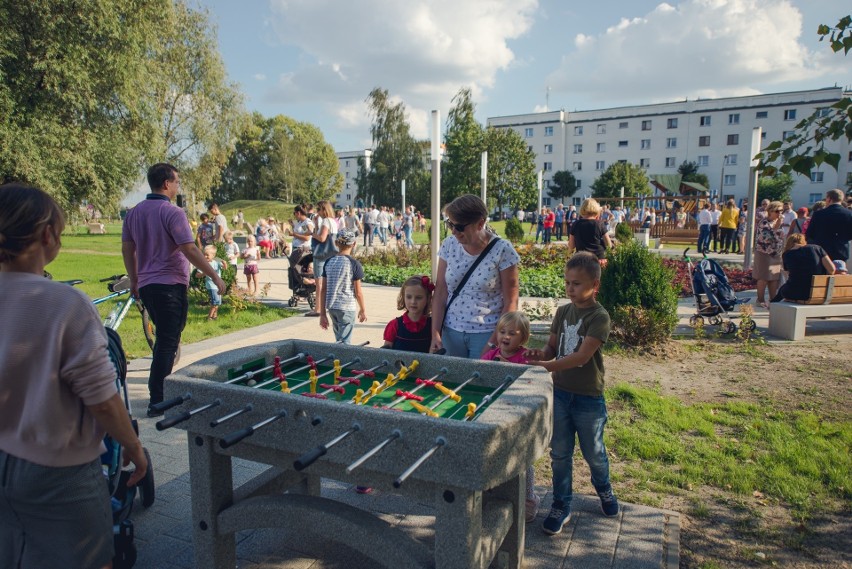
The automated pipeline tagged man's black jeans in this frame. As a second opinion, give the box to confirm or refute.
[139,283,188,406]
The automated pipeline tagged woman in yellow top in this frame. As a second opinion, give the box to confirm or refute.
[718,199,739,254]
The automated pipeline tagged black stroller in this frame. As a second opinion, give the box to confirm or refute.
[103,328,155,569]
[287,248,316,309]
[683,248,755,335]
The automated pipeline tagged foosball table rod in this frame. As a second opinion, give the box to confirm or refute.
[290,355,363,394]
[393,437,446,488]
[156,398,222,431]
[408,371,480,417]
[293,423,361,471]
[345,429,402,474]
[224,352,305,385]
[312,360,389,398]
[385,368,448,409]
[219,409,288,449]
[253,353,335,389]
[454,374,516,421]
[148,392,192,414]
[210,404,253,428]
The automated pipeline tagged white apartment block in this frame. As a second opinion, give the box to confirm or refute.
[334,149,370,209]
[487,87,852,208]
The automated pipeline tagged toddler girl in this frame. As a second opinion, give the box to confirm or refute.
[203,245,223,320]
[480,311,540,523]
[382,275,434,353]
[241,234,259,295]
[223,231,240,271]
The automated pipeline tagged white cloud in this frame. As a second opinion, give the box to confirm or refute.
[265,0,537,135]
[254,73,267,81]
[546,0,835,105]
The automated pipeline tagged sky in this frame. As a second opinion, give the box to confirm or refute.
[199,0,851,152]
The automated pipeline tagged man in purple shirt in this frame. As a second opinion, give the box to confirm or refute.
[122,163,225,417]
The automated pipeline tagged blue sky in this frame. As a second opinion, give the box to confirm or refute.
[200,0,850,152]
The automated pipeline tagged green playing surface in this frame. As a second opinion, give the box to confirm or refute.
[226,358,502,420]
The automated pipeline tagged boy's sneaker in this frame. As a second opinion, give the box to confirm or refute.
[597,487,620,517]
[525,493,541,523]
[541,501,570,535]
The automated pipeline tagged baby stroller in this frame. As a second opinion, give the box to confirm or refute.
[103,327,155,569]
[287,248,317,309]
[683,248,755,335]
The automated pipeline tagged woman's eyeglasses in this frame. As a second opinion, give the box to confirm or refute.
[445,220,470,232]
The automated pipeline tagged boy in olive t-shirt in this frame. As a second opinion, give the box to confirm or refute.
[526,251,619,535]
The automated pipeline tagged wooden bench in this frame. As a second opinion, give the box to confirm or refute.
[768,274,852,340]
[87,222,105,235]
[659,229,698,244]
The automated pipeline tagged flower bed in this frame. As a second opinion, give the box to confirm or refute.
[660,258,754,297]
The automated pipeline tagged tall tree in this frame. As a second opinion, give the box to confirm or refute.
[483,127,537,213]
[356,88,423,208]
[757,173,795,203]
[548,170,579,202]
[678,160,710,188]
[591,162,651,198]
[758,15,852,177]
[443,87,486,204]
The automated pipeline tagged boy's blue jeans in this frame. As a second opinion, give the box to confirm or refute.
[697,224,711,252]
[328,308,355,344]
[550,389,612,507]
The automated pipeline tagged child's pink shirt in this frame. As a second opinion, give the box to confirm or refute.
[481,347,529,364]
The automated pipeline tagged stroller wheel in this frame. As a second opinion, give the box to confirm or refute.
[689,315,705,328]
[308,293,316,310]
[139,448,155,508]
[709,315,722,326]
[288,298,297,307]
[721,321,737,335]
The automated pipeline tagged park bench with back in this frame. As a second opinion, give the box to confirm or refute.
[768,274,852,340]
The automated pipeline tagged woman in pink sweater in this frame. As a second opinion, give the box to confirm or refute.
[0,184,147,569]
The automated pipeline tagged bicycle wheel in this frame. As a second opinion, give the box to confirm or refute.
[140,305,181,366]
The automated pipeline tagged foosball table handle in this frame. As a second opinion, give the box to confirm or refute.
[149,393,191,413]
[156,410,190,431]
[220,426,255,449]
[293,445,328,471]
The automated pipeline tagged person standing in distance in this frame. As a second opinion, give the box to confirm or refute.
[122,163,226,417]
[208,202,229,242]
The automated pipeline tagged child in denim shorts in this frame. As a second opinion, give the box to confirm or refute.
[203,245,223,320]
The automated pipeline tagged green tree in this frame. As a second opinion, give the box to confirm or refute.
[356,88,423,208]
[678,160,710,188]
[0,0,166,213]
[548,170,579,202]
[757,15,852,177]
[757,172,795,203]
[443,87,486,204]
[483,127,537,214]
[591,162,650,199]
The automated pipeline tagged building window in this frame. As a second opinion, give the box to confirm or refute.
[723,174,736,186]
[574,126,583,136]
[345,160,350,167]
[641,120,652,131]
[697,155,709,166]
[573,161,582,171]
[725,154,738,165]
[810,171,824,183]
[597,124,606,134]
[816,108,832,118]
[665,157,676,167]
[784,109,797,120]
[618,140,628,147]
[666,137,677,148]
[619,121,629,129]
[346,194,351,201]
[543,144,553,154]
[595,160,605,171]
[575,180,582,190]
[699,136,711,147]
[543,162,553,171]
[618,159,627,164]
[849,151,852,162]
[573,144,583,154]
[544,126,554,136]
[728,113,740,125]
[345,182,351,190]
[809,193,821,203]
[641,139,651,150]
[761,131,766,139]
[700,115,711,126]
[345,171,350,178]
[596,143,606,153]
[782,130,795,140]
[524,127,534,137]
[667,118,678,129]
[756,111,768,119]
[727,134,739,145]
[640,158,650,168]
[528,145,533,152]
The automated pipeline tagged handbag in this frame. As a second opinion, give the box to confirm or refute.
[311,219,339,261]
[441,236,501,330]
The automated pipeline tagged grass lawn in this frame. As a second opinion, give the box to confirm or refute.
[48,231,293,359]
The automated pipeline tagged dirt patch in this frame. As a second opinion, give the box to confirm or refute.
[533,337,852,568]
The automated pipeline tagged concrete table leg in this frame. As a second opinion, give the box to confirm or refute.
[489,472,525,569]
[435,486,484,569]
[187,432,234,569]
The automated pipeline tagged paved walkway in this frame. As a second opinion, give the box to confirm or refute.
[122,250,848,568]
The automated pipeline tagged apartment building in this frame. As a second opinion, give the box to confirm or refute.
[334,149,370,208]
[487,87,851,207]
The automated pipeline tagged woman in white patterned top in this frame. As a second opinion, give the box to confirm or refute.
[431,195,520,358]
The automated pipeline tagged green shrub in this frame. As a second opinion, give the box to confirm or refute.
[504,217,525,243]
[598,240,678,347]
[615,222,633,243]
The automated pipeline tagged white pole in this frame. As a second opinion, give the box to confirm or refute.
[401,179,406,215]
[743,127,762,271]
[481,151,488,204]
[620,186,624,210]
[537,171,543,214]
[430,111,441,282]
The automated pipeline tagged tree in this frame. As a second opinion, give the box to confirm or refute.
[757,15,852,177]
[356,88,423,208]
[483,127,537,213]
[591,162,651,199]
[548,170,579,202]
[443,87,486,204]
[757,173,795,203]
[678,160,710,189]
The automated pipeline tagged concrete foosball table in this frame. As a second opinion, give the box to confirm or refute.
[163,340,552,569]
